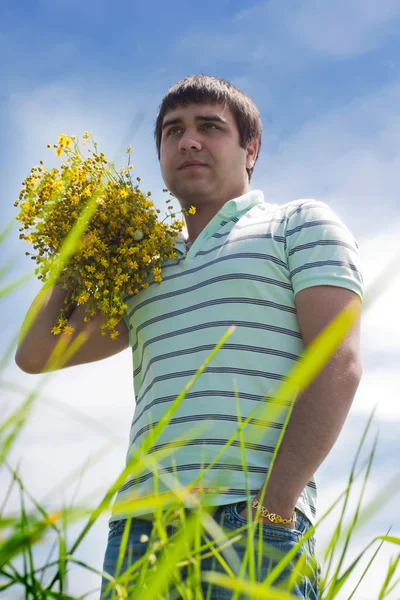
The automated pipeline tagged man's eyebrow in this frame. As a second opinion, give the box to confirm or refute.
[161,115,228,131]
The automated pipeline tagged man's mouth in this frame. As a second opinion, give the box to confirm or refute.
[180,165,208,170]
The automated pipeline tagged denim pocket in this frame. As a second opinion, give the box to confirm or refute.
[222,502,321,600]
[107,519,127,542]
[224,501,304,544]
[220,501,309,597]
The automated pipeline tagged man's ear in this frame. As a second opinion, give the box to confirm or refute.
[246,138,259,169]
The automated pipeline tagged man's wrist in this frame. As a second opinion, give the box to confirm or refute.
[250,498,296,529]
[254,492,296,521]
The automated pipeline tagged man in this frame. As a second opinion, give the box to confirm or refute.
[16,75,363,599]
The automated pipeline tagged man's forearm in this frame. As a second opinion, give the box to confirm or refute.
[15,283,77,372]
[257,358,362,516]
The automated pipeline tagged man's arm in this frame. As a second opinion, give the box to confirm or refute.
[245,285,363,525]
[15,283,129,373]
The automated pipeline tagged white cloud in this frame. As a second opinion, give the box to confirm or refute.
[352,366,400,420]
[180,0,400,69]
[8,81,151,170]
[315,467,400,599]
[178,13,289,69]
[314,407,400,598]
[359,231,400,356]
[255,80,400,229]
[287,0,400,57]
[316,530,399,599]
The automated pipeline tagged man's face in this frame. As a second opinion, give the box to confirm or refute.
[159,102,257,207]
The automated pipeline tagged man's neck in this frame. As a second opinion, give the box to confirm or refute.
[182,185,251,247]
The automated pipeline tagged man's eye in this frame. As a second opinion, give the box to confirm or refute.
[166,127,179,136]
[205,123,218,130]
[166,123,218,136]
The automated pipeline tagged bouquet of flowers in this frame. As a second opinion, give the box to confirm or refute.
[14,132,195,340]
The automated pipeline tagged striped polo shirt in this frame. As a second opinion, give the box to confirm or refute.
[110,189,363,526]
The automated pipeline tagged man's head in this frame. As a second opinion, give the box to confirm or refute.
[154,75,262,209]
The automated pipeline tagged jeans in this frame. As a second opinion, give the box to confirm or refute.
[100,501,321,599]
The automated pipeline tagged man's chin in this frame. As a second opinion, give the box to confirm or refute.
[174,184,211,202]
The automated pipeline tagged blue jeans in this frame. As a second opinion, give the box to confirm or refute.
[100,501,321,599]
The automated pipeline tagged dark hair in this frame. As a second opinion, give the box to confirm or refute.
[154,74,262,183]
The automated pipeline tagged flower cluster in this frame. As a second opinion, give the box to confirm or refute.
[15,133,196,340]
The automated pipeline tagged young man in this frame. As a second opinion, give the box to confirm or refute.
[16,75,363,599]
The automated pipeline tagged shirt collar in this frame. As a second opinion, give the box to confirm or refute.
[176,189,264,242]
[217,189,264,218]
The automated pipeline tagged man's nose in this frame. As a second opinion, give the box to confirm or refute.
[178,131,202,151]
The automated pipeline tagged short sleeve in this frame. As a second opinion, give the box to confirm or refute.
[285,200,364,302]
[120,292,134,348]
[123,311,134,348]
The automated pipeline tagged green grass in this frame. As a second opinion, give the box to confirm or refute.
[2,197,400,599]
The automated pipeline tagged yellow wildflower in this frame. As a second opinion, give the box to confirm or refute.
[45,511,62,525]
[53,181,64,192]
[63,325,75,336]
[58,134,72,147]
[152,267,162,283]
[15,131,187,340]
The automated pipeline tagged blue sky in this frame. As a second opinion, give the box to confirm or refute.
[1,0,400,598]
